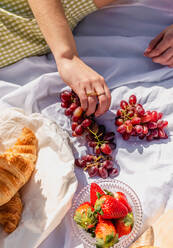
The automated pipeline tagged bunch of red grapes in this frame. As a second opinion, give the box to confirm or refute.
[75,154,119,179]
[60,90,118,179]
[115,95,168,141]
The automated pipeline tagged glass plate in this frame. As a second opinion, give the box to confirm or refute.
[70,179,143,248]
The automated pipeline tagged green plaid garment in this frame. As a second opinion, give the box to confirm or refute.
[0,0,97,68]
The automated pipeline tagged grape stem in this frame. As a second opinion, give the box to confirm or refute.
[87,127,104,145]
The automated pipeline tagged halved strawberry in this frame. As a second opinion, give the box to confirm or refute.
[115,212,134,238]
[90,183,105,206]
[95,219,118,248]
[74,202,98,231]
[95,195,128,219]
[114,192,132,212]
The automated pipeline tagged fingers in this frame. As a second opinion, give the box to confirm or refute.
[76,88,88,112]
[85,84,97,116]
[146,35,171,58]
[95,84,107,117]
[144,32,164,55]
[167,57,173,67]
[95,82,111,117]
[152,47,173,65]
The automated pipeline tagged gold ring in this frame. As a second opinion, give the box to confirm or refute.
[86,92,97,97]
[86,92,105,97]
[97,92,105,97]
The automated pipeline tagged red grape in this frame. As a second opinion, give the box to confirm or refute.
[99,167,108,179]
[75,125,84,135]
[75,159,85,168]
[163,120,168,128]
[136,104,145,116]
[139,134,145,140]
[88,166,99,177]
[125,120,133,134]
[61,101,70,108]
[157,120,164,128]
[148,122,157,129]
[146,133,154,141]
[115,118,124,126]
[85,154,94,162]
[141,113,152,123]
[94,146,101,154]
[82,119,92,128]
[65,108,73,116]
[60,91,72,102]
[72,131,77,137]
[120,100,128,110]
[73,106,83,118]
[143,125,148,135]
[102,160,113,169]
[157,112,163,120]
[69,103,78,112]
[108,168,119,178]
[158,128,166,138]
[117,109,123,117]
[117,124,126,134]
[122,133,130,140]
[88,141,97,148]
[104,132,115,141]
[151,129,159,138]
[129,94,137,105]
[100,144,112,155]
[71,122,78,131]
[128,110,134,117]
[131,117,141,125]
[91,122,99,134]
[134,125,143,134]
[151,111,158,122]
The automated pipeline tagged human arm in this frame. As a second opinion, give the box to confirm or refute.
[27,0,111,116]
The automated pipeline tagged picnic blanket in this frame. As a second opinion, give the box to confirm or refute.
[0,1,173,247]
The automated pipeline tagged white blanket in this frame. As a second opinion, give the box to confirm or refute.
[0,1,173,248]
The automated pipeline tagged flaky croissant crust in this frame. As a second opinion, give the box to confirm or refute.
[0,127,38,206]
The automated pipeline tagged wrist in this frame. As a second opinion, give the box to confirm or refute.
[54,48,78,66]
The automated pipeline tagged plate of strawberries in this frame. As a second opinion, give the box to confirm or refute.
[71,179,143,248]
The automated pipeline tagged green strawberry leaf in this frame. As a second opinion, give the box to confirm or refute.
[74,212,82,225]
[105,233,114,244]
[87,207,93,218]
[96,192,102,199]
[124,212,134,227]
[103,189,114,197]
[114,234,119,244]
[96,238,104,248]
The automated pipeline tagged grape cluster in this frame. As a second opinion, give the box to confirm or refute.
[115,95,168,141]
[60,90,118,178]
[75,154,119,179]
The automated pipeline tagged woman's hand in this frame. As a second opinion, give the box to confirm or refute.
[144,25,173,67]
[57,56,111,117]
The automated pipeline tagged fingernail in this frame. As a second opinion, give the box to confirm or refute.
[144,47,151,53]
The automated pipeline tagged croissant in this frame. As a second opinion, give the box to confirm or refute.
[0,192,22,233]
[0,127,38,206]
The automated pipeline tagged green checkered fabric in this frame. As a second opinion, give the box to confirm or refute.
[0,0,97,68]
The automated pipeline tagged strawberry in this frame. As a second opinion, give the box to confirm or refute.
[74,202,98,231]
[115,212,134,238]
[94,195,128,219]
[90,183,105,206]
[95,219,118,248]
[114,192,132,212]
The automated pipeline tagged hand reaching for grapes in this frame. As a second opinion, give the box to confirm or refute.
[57,56,111,117]
[144,25,173,67]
